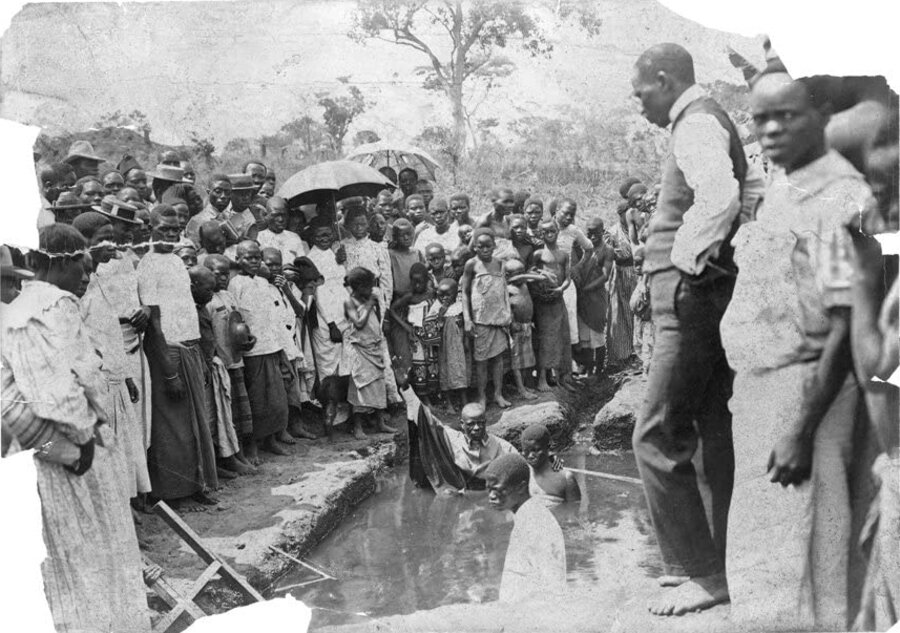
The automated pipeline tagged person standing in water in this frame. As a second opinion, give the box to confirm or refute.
[485,453,567,604]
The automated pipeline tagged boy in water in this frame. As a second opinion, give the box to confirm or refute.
[462,228,513,409]
[520,424,580,507]
[485,453,567,603]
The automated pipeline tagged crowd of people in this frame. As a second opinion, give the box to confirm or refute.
[0,36,897,633]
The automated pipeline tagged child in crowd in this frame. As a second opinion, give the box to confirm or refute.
[188,265,245,480]
[457,223,474,248]
[508,214,534,265]
[531,219,576,393]
[523,197,545,247]
[433,277,468,411]
[203,254,257,473]
[176,243,198,268]
[449,192,473,226]
[228,240,291,462]
[302,223,352,438]
[449,246,474,284]
[462,228,513,409]
[553,199,591,356]
[343,267,397,439]
[505,259,540,399]
[341,205,393,314]
[390,263,439,404]
[261,247,315,440]
[388,218,424,379]
[368,212,388,244]
[629,246,653,376]
[405,194,428,233]
[520,424,580,507]
[416,180,434,211]
[424,243,454,287]
[573,216,614,376]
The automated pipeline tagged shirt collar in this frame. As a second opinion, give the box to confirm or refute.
[785,149,863,200]
[668,84,707,127]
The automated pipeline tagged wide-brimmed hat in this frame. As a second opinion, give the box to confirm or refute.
[148,164,185,183]
[0,245,34,280]
[63,140,103,164]
[91,195,142,225]
[49,191,94,224]
[228,174,257,191]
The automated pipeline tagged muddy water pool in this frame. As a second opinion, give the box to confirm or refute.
[274,450,661,629]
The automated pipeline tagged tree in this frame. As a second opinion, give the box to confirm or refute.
[280,115,331,156]
[188,131,217,169]
[316,82,369,155]
[353,130,381,146]
[350,1,600,164]
[94,109,152,143]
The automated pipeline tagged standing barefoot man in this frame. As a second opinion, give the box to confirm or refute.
[630,43,747,616]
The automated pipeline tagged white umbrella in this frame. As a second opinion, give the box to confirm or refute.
[346,141,442,180]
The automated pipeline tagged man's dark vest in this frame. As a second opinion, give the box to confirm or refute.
[644,96,748,279]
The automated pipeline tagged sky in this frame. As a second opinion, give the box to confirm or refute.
[0,0,764,148]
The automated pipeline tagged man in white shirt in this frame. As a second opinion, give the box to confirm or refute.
[256,196,308,265]
[484,453,567,604]
[414,197,459,258]
[630,42,745,616]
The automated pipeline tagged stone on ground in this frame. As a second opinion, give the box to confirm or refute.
[592,373,647,450]
[488,400,572,450]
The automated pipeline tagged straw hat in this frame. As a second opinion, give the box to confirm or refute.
[0,245,34,279]
[91,195,142,225]
[63,140,103,164]
[148,164,185,183]
[229,174,257,191]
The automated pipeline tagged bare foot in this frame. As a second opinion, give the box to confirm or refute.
[376,418,397,434]
[289,423,317,440]
[648,573,729,616]
[193,490,219,506]
[494,396,512,409]
[518,388,538,400]
[244,441,261,466]
[277,430,297,445]
[658,575,690,588]
[169,496,206,513]
[261,436,289,456]
[536,379,552,393]
[235,452,257,470]
[351,423,367,441]
[217,466,238,480]
[222,455,256,476]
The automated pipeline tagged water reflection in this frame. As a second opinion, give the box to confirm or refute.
[275,451,660,629]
